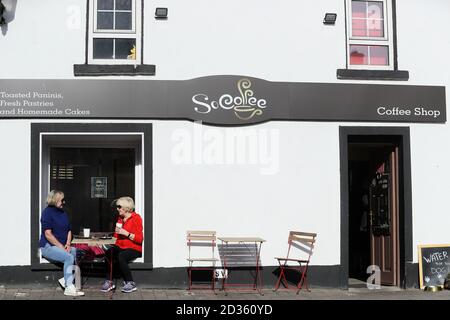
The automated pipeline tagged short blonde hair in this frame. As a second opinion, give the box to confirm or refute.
[47,190,64,206]
[116,196,135,212]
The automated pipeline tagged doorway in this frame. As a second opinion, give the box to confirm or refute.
[339,127,413,289]
[348,138,400,286]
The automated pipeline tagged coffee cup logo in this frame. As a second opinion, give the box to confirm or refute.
[192,78,267,121]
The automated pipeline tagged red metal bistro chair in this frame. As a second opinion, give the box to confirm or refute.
[186,230,219,293]
[274,231,317,294]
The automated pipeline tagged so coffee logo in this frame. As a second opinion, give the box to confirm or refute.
[192,79,267,120]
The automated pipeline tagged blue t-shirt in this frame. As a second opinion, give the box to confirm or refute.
[39,206,72,248]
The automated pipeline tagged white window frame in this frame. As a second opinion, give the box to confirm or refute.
[38,133,145,264]
[88,0,141,65]
[346,0,394,70]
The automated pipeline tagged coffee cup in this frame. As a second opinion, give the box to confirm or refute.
[116,223,123,229]
[83,228,90,238]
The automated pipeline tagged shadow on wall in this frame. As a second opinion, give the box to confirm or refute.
[1,0,17,35]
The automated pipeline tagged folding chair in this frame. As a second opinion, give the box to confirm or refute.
[274,231,317,294]
[186,230,219,293]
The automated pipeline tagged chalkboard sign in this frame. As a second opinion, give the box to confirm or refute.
[418,244,450,289]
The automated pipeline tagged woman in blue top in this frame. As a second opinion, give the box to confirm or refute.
[39,190,84,297]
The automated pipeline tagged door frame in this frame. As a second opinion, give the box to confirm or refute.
[40,136,144,263]
[339,126,413,289]
[31,123,153,269]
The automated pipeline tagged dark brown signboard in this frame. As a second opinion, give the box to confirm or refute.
[0,76,446,125]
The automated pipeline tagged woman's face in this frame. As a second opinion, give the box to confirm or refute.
[55,194,65,209]
[116,204,127,217]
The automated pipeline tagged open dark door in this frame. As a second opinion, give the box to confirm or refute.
[369,146,400,286]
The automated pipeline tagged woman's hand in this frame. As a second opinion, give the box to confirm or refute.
[115,227,129,237]
[64,244,71,253]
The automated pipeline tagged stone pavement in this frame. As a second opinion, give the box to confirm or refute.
[0,284,449,300]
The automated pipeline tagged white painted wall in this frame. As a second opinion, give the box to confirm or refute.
[0,0,449,267]
[0,121,31,265]
[153,120,341,267]
[396,0,450,261]
[0,0,86,78]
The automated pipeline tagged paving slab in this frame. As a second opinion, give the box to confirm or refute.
[0,286,448,300]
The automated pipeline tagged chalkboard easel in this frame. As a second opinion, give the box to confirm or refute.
[418,244,450,289]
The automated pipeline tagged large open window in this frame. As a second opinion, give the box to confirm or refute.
[31,123,153,269]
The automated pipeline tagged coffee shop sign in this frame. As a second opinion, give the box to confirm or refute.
[192,79,267,120]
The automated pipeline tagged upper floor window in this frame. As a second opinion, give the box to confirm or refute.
[346,0,394,70]
[88,0,141,64]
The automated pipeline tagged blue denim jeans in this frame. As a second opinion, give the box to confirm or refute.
[41,243,77,287]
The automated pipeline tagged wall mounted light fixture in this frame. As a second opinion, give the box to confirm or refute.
[323,13,337,25]
[155,7,168,20]
[0,1,6,25]
[0,0,18,27]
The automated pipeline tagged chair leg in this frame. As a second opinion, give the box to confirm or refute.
[274,267,287,291]
[186,267,191,292]
[211,267,217,295]
[274,262,289,291]
[296,266,310,294]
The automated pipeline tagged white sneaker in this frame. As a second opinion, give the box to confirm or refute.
[64,284,85,297]
[58,277,66,289]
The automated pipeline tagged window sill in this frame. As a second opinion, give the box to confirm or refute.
[337,69,409,81]
[31,262,153,271]
[74,64,156,76]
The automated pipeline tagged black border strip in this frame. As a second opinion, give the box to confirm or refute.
[73,64,155,76]
[392,0,398,70]
[84,0,89,64]
[336,69,409,81]
[141,0,144,65]
[339,126,413,289]
[30,123,153,270]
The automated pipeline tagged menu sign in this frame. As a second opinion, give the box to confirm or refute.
[91,177,107,198]
[418,244,450,289]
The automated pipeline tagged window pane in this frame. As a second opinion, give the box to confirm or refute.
[352,1,367,19]
[97,12,114,29]
[93,38,113,59]
[115,12,132,30]
[50,147,135,234]
[116,0,132,10]
[368,2,383,19]
[368,19,384,37]
[352,19,367,37]
[350,45,368,65]
[370,46,388,65]
[351,1,385,38]
[115,38,136,59]
[97,0,113,10]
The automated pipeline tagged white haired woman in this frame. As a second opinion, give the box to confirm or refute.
[101,196,143,293]
[39,190,84,296]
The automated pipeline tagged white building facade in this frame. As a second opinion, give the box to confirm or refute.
[0,0,448,289]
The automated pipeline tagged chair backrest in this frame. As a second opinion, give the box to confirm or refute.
[186,230,217,259]
[286,231,317,262]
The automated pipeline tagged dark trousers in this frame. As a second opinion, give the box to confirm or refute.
[105,245,141,282]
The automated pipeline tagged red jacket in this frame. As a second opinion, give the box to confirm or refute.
[114,212,143,253]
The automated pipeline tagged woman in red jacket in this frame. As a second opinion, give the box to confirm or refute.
[101,196,143,293]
